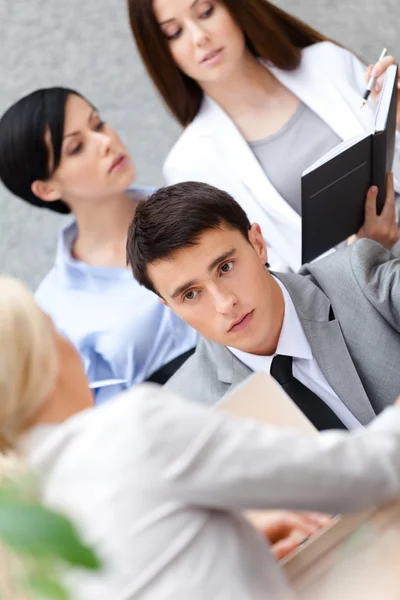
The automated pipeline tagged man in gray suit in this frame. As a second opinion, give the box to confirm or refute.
[126,179,400,430]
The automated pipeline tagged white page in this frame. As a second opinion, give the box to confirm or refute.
[216,372,318,528]
[302,65,397,177]
[216,371,317,436]
[216,372,366,550]
[302,132,369,175]
[375,63,398,132]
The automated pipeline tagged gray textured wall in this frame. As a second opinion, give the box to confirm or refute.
[1,0,399,289]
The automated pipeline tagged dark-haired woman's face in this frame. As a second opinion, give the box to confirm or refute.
[154,0,246,86]
[41,94,136,207]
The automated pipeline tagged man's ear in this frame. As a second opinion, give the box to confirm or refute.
[248,223,268,265]
[31,179,62,203]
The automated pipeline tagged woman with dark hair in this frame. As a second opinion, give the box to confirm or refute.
[0,88,198,402]
[128,0,400,271]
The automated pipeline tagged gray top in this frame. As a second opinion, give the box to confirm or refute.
[249,102,341,215]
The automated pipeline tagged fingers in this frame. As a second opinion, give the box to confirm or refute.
[373,75,384,95]
[366,56,396,96]
[381,172,395,217]
[293,511,331,528]
[263,513,323,543]
[365,64,374,84]
[359,174,399,248]
[271,536,301,561]
[364,185,378,220]
[371,55,396,79]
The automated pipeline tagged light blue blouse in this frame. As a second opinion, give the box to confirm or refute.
[35,187,198,403]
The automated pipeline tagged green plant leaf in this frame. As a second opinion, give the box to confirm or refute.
[0,499,100,570]
[28,574,70,600]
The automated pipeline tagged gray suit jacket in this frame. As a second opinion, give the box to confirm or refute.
[165,240,400,426]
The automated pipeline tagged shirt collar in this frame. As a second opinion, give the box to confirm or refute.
[228,276,312,372]
[53,186,154,281]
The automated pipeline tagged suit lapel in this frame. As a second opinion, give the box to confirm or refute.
[276,273,376,425]
[212,343,253,394]
[199,96,301,224]
[197,97,303,272]
[301,319,376,425]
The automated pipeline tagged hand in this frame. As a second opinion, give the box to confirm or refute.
[365,55,400,129]
[355,173,399,249]
[395,397,400,408]
[255,510,331,560]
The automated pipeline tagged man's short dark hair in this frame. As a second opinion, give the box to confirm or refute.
[127,182,251,294]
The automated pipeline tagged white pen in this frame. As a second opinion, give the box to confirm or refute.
[360,47,387,108]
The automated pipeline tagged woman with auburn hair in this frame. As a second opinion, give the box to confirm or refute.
[3,276,400,598]
[0,89,198,402]
[128,0,400,271]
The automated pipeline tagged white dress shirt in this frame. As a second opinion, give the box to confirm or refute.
[22,385,400,600]
[35,187,198,403]
[229,277,362,430]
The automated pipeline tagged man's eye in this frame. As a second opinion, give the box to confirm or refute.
[94,120,106,131]
[220,261,233,274]
[184,290,198,301]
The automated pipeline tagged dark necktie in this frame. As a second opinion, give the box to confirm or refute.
[270,354,347,431]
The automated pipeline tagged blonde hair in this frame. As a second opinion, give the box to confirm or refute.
[0,277,57,452]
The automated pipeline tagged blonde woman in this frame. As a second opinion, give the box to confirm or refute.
[3,276,400,599]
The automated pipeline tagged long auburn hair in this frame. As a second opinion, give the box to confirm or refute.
[128,0,332,127]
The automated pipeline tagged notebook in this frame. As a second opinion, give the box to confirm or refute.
[301,63,398,264]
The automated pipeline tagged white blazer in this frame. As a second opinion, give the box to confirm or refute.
[23,385,400,600]
[164,42,400,272]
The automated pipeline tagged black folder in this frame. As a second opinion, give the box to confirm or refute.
[301,64,398,264]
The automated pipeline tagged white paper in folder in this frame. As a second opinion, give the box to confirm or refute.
[215,372,318,530]
[215,371,318,436]
[215,372,375,572]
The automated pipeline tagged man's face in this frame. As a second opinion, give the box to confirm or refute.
[148,224,283,355]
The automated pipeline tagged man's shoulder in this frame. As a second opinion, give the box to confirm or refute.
[164,338,229,406]
[306,239,395,277]
[294,239,399,310]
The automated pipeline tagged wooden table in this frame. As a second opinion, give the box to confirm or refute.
[282,501,400,599]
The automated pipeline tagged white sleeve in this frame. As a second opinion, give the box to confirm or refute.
[347,46,400,189]
[320,42,400,191]
[162,139,226,188]
[134,385,400,515]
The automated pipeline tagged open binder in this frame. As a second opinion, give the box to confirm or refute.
[301,64,398,264]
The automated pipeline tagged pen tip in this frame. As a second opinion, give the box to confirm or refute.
[360,99,367,109]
